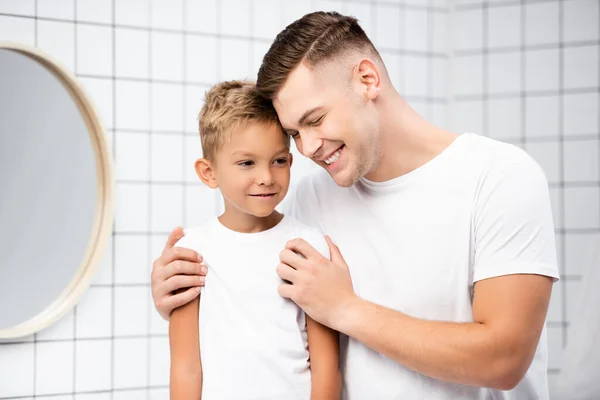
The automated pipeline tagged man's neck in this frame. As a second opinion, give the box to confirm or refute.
[364,95,459,183]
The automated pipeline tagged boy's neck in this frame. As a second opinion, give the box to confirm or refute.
[218,208,284,234]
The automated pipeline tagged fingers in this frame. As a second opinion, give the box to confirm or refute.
[277,282,295,300]
[285,238,324,261]
[158,247,203,273]
[164,226,185,251]
[160,286,202,316]
[163,273,206,295]
[279,248,309,270]
[325,235,345,264]
[276,263,298,283]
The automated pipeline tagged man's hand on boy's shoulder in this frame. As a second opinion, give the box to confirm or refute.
[151,227,207,321]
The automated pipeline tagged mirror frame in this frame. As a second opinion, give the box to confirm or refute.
[0,42,114,339]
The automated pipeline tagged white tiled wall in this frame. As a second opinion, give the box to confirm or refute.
[449,0,599,395]
[0,0,447,398]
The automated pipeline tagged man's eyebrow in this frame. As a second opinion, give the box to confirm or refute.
[297,106,323,126]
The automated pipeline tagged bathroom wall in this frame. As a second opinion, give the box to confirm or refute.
[0,0,447,398]
[449,0,599,394]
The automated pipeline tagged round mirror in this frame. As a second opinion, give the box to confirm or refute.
[0,43,113,339]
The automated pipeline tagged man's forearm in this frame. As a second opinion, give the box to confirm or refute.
[335,298,528,390]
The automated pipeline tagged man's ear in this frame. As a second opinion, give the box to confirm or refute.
[354,58,381,101]
[195,158,218,189]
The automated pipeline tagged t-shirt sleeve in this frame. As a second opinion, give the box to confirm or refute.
[472,157,560,283]
[302,228,331,261]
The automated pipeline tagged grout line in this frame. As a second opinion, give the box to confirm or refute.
[146,0,154,394]
[110,0,117,398]
[520,0,526,149]
[482,1,488,136]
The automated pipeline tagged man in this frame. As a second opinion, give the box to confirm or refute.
[152,11,559,399]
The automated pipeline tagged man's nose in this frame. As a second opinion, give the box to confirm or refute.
[299,132,323,159]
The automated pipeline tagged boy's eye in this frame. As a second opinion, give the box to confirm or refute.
[238,160,254,167]
[274,158,288,165]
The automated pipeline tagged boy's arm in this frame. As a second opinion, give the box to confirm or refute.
[306,315,341,400]
[169,292,202,399]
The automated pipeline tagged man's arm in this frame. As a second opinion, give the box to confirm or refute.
[169,293,202,399]
[306,315,341,399]
[338,273,552,389]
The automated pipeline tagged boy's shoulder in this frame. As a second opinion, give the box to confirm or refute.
[174,219,219,252]
[283,216,330,259]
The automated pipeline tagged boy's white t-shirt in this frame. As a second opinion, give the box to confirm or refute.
[175,216,329,400]
[284,133,560,400]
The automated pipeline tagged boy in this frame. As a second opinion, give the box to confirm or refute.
[168,80,341,399]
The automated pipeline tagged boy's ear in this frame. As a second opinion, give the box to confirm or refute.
[289,152,293,167]
[195,158,218,189]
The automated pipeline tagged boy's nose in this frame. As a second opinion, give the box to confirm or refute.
[257,169,274,186]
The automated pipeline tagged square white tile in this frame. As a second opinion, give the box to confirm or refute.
[431,11,447,54]
[185,184,220,227]
[402,55,428,97]
[0,16,35,45]
[114,286,149,336]
[35,341,74,395]
[525,48,560,92]
[563,139,600,183]
[148,388,169,400]
[525,95,560,139]
[115,28,150,79]
[487,5,521,49]
[452,54,483,96]
[185,35,218,84]
[185,85,209,134]
[374,3,402,50]
[151,31,183,81]
[36,309,75,341]
[37,0,74,20]
[432,58,447,99]
[524,141,560,184]
[151,184,184,232]
[76,0,112,24]
[253,0,283,40]
[451,100,483,135]
[251,40,271,81]
[75,286,112,338]
[74,339,111,392]
[487,97,521,141]
[78,77,114,130]
[115,182,150,232]
[114,390,148,400]
[93,236,113,285]
[115,0,149,28]
[563,92,599,136]
[115,234,150,284]
[563,45,599,90]
[37,20,75,72]
[546,325,563,370]
[563,0,599,43]
[115,131,150,181]
[404,9,428,52]
[75,393,111,400]
[151,0,182,30]
[113,337,148,388]
[524,2,559,46]
[282,1,313,29]
[565,233,600,277]
[564,187,600,230]
[149,337,170,386]
[0,0,34,15]
[185,0,217,33]
[0,343,34,398]
[565,280,584,325]
[76,24,113,76]
[115,80,149,131]
[453,8,482,51]
[184,135,202,183]
[488,52,521,94]
[151,83,184,132]
[316,0,344,13]
[346,2,372,41]
[151,133,184,181]
[219,37,252,81]
[549,187,562,231]
[220,0,251,36]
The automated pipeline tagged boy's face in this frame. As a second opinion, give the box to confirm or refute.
[206,122,291,218]
[273,62,381,188]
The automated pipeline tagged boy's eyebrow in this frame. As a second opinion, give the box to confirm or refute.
[297,106,323,126]
[232,147,289,157]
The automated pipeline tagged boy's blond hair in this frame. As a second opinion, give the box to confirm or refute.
[198,80,288,160]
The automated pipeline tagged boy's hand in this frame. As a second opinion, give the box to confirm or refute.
[277,236,357,330]
[151,227,207,320]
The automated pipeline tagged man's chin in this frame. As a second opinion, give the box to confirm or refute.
[329,167,358,188]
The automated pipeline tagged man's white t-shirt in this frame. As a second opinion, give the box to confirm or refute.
[284,133,560,400]
[175,216,329,400]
